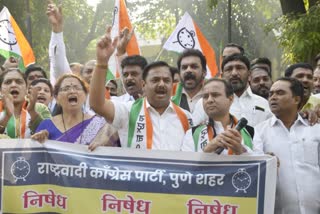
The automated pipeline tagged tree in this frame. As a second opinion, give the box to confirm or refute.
[266,3,320,64]
[129,0,282,74]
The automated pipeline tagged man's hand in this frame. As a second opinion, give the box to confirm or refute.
[96,27,118,65]
[2,93,14,118]
[26,86,38,112]
[47,0,63,33]
[31,130,49,144]
[204,128,245,155]
[2,57,19,73]
[116,27,134,56]
[300,109,318,126]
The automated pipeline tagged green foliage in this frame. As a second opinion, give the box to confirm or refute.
[266,4,320,64]
[127,0,282,74]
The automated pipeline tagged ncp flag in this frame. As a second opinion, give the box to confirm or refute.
[163,12,218,78]
[109,0,140,78]
[0,7,35,69]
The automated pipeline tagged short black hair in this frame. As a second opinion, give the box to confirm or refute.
[30,78,53,96]
[169,66,179,75]
[204,78,234,97]
[106,79,117,89]
[121,55,148,71]
[177,49,207,72]
[0,68,26,88]
[143,61,172,81]
[24,64,47,79]
[251,57,272,72]
[221,53,250,71]
[223,43,244,55]
[276,77,304,109]
[251,66,272,78]
[315,53,320,64]
[284,63,313,77]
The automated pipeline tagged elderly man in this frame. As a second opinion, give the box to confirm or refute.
[253,77,320,214]
[90,27,192,150]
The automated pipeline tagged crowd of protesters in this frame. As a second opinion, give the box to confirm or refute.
[0,2,319,213]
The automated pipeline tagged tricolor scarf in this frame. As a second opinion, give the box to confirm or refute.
[0,101,30,138]
[128,98,190,149]
[171,82,183,105]
[192,116,252,153]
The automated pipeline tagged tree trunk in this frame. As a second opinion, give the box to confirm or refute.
[279,0,306,15]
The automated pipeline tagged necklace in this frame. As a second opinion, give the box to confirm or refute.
[61,112,84,143]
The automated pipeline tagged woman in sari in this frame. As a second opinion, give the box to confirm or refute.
[32,74,118,146]
[0,68,51,138]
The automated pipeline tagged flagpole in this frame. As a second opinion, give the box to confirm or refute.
[154,48,164,61]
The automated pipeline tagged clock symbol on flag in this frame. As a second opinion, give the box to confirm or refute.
[173,27,195,49]
[0,19,17,50]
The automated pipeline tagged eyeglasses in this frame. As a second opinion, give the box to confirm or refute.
[59,85,83,92]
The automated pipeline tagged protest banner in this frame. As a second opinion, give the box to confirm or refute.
[0,139,276,213]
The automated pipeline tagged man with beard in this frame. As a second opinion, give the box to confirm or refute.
[193,54,272,127]
[172,49,206,113]
[284,63,320,111]
[253,77,320,214]
[249,66,273,99]
[90,27,192,150]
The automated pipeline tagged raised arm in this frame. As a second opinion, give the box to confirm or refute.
[90,27,118,123]
[47,0,71,85]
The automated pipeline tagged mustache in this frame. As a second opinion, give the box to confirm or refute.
[183,73,196,81]
[125,81,136,86]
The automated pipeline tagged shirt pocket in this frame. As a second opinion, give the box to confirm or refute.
[303,139,319,166]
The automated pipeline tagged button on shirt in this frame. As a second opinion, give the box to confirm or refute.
[112,99,193,151]
[192,87,272,127]
[253,115,320,214]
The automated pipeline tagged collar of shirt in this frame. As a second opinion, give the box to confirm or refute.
[145,98,175,115]
[270,114,309,127]
[182,87,203,100]
[236,86,254,99]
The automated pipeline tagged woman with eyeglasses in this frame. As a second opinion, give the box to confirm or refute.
[32,74,118,145]
[0,68,51,138]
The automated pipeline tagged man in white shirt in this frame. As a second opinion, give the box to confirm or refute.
[193,54,272,127]
[253,77,320,214]
[182,78,253,154]
[90,28,192,151]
